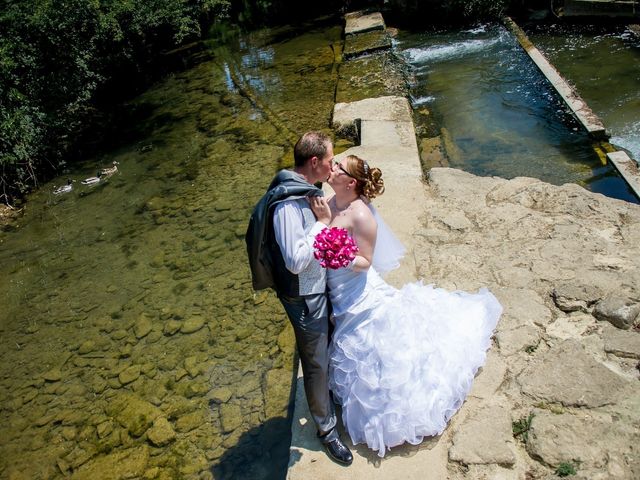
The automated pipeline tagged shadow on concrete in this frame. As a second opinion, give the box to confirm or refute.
[288,371,442,471]
[349,432,441,467]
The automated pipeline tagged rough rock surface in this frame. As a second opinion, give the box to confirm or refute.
[414,169,640,479]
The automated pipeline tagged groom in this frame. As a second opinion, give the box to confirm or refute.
[246,131,353,465]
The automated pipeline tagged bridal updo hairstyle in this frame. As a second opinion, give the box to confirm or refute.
[344,155,385,199]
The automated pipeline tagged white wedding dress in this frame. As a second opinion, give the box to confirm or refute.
[327,208,502,457]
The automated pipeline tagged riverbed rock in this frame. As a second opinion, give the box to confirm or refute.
[593,296,640,330]
[77,340,96,355]
[219,404,243,433]
[70,445,149,480]
[181,316,205,334]
[134,313,153,339]
[209,387,233,404]
[184,356,201,378]
[175,410,205,433]
[42,368,62,382]
[107,393,162,437]
[119,365,141,385]
[162,319,182,335]
[263,368,293,418]
[147,417,176,446]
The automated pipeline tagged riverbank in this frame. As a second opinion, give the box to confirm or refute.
[289,165,640,479]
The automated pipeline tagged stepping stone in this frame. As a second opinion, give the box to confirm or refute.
[344,30,392,59]
[345,12,385,35]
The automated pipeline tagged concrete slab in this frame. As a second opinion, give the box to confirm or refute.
[288,94,449,479]
[287,367,450,480]
[606,150,640,199]
[503,17,608,139]
[344,12,386,36]
[336,53,407,104]
[344,30,392,59]
[333,95,413,127]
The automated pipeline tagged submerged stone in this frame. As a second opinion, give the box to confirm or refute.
[119,365,141,385]
[70,445,149,480]
[42,368,62,382]
[209,387,233,404]
[175,410,205,433]
[219,403,242,433]
[107,393,162,437]
[343,30,392,59]
[147,417,176,446]
[163,319,182,335]
[77,340,96,355]
[134,313,153,339]
[181,316,205,334]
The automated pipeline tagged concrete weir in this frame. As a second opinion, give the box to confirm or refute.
[286,11,441,480]
[503,16,608,140]
[504,16,640,199]
[286,96,444,478]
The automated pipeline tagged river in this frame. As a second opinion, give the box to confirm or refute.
[0,16,637,480]
[0,18,342,480]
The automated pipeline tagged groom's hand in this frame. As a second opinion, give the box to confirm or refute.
[309,196,331,225]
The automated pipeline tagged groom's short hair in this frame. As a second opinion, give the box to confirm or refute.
[294,131,331,167]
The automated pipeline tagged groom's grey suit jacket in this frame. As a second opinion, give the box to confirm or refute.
[246,169,326,297]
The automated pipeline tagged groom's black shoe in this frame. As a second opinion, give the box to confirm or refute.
[322,437,353,466]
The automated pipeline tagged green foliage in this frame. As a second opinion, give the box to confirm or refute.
[555,461,577,477]
[512,412,534,443]
[0,0,231,204]
[443,0,508,20]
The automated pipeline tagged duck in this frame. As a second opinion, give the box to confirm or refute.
[53,179,74,195]
[81,172,102,185]
[100,161,119,177]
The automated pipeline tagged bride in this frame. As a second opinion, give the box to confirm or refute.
[309,155,503,457]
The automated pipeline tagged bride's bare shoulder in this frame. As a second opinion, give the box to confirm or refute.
[351,200,375,224]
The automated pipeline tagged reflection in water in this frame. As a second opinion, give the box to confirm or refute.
[398,24,639,203]
[0,22,341,479]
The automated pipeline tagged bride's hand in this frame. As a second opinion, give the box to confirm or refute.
[309,195,331,225]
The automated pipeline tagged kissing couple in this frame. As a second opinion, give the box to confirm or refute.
[246,131,502,464]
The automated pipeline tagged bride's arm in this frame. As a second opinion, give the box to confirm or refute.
[350,207,376,272]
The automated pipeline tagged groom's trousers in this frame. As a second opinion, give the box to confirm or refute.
[278,292,338,440]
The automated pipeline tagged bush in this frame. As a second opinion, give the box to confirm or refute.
[0,0,230,204]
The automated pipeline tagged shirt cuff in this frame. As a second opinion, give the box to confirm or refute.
[309,221,327,237]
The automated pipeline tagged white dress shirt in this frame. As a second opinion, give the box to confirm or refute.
[273,198,326,274]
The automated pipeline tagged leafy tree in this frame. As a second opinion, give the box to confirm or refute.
[0,0,230,204]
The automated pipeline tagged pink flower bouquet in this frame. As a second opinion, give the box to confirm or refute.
[313,227,359,269]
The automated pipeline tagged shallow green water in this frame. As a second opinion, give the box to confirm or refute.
[0,20,342,480]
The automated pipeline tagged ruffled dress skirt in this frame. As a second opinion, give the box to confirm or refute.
[327,267,502,457]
